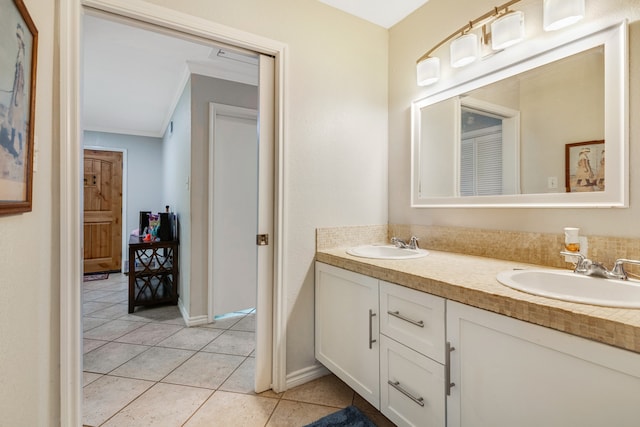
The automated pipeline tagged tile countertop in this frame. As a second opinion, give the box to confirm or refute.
[316,247,640,355]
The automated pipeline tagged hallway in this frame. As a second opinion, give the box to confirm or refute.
[82,273,393,426]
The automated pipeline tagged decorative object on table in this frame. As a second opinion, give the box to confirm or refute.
[158,205,173,241]
[138,210,151,235]
[0,0,38,214]
[565,140,605,192]
[303,406,376,427]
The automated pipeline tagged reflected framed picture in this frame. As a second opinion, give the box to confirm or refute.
[565,140,605,193]
[0,0,38,214]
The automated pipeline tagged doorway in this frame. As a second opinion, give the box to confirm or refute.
[62,3,287,424]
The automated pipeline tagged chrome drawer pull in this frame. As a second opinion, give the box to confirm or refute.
[369,309,377,349]
[387,310,425,328]
[445,341,456,396]
[388,380,425,407]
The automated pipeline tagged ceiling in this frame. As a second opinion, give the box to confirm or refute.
[82,14,258,138]
[317,0,429,28]
[83,2,426,138]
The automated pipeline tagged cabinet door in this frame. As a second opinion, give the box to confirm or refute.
[381,335,445,427]
[380,281,445,363]
[315,262,380,408]
[447,301,640,427]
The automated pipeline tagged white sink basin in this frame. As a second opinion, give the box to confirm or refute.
[497,269,640,308]
[346,245,429,260]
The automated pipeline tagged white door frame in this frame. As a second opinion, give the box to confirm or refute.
[59,1,288,424]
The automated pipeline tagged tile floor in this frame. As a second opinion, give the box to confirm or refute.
[83,273,395,426]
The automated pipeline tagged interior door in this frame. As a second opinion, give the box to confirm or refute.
[210,105,258,316]
[83,149,123,273]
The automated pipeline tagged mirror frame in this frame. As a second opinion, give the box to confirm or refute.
[411,21,628,208]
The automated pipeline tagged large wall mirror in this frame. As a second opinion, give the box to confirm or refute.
[411,21,628,208]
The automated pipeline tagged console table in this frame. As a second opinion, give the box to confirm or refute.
[128,236,179,313]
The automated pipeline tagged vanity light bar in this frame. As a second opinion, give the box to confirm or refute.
[416,0,585,86]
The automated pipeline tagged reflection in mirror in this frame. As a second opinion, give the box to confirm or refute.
[418,46,603,198]
[411,22,627,208]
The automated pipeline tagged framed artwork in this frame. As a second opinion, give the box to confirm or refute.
[0,0,38,214]
[565,140,605,193]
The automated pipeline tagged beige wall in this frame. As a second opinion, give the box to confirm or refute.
[0,0,58,424]
[389,0,640,237]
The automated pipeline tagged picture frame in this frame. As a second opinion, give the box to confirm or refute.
[0,0,38,214]
[565,140,605,193]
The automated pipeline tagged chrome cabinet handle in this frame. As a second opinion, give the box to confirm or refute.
[369,309,377,349]
[445,341,455,396]
[388,380,425,407]
[387,310,425,328]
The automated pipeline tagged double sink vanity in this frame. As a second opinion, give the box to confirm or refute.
[313,10,638,427]
[315,239,640,427]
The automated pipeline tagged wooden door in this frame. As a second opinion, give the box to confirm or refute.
[83,149,123,273]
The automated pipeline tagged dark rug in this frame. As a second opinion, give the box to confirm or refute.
[304,406,377,427]
[83,273,109,282]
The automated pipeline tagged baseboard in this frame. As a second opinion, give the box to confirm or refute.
[285,363,330,390]
[178,298,209,327]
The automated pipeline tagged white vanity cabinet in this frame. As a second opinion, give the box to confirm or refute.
[315,262,447,425]
[316,262,640,427]
[379,281,446,427]
[446,301,640,427]
[315,263,380,408]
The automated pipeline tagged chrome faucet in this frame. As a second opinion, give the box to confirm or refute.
[561,251,640,280]
[610,258,640,280]
[391,236,420,250]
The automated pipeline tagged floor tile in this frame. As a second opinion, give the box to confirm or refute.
[83,319,147,341]
[123,305,183,324]
[83,290,117,302]
[204,314,243,330]
[82,375,154,427]
[83,301,115,315]
[87,303,130,320]
[83,372,103,387]
[83,316,110,332]
[110,347,195,381]
[101,382,212,427]
[84,342,150,374]
[231,314,256,332]
[83,338,108,354]
[202,330,255,356]
[282,374,354,408]
[93,291,128,304]
[157,326,222,351]
[184,391,278,427]
[88,281,127,293]
[162,352,245,389]
[83,281,119,292]
[114,322,184,346]
[219,357,254,394]
[266,400,339,427]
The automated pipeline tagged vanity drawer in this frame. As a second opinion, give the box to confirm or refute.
[380,281,445,363]
[380,335,445,427]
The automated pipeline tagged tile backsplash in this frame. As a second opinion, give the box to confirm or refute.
[317,224,640,277]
